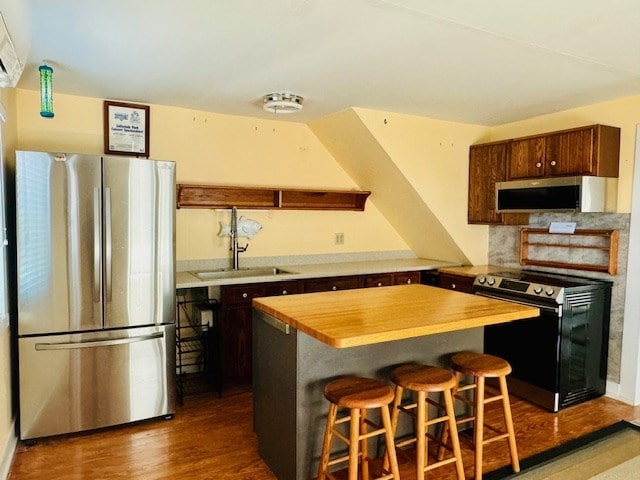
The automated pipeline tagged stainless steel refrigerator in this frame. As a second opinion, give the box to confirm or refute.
[16,150,176,440]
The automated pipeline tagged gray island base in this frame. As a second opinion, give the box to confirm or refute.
[252,309,483,480]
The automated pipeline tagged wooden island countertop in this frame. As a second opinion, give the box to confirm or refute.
[252,284,539,348]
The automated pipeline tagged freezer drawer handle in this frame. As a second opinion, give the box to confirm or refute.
[105,187,113,302]
[93,188,101,302]
[35,332,164,351]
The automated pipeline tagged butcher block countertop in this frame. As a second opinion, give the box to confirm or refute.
[252,284,538,348]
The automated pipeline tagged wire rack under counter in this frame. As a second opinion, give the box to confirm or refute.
[176,298,221,404]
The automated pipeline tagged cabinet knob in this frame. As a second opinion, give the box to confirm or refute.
[332,286,337,291]
[535,162,542,168]
[242,292,248,298]
[451,283,457,289]
[406,279,412,284]
[550,160,557,166]
[377,282,383,287]
[282,290,288,295]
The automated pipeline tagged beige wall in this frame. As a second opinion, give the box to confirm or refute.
[489,95,640,213]
[15,90,409,261]
[353,108,491,264]
[0,87,17,473]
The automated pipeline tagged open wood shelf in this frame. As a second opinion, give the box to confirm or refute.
[176,184,370,211]
[519,228,619,275]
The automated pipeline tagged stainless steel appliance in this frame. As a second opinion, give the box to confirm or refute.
[16,151,176,440]
[474,270,611,412]
[495,176,615,213]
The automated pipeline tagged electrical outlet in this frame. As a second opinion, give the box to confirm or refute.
[334,232,344,245]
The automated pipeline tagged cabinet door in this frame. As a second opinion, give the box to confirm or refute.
[303,275,363,293]
[220,284,265,386]
[508,136,546,179]
[468,143,506,224]
[438,273,475,294]
[393,271,420,285]
[468,143,527,225]
[545,127,595,176]
[365,274,393,288]
[263,280,303,297]
[220,305,253,384]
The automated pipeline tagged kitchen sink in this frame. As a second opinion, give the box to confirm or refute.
[191,267,297,280]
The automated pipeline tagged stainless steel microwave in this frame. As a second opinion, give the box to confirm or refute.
[495,176,616,213]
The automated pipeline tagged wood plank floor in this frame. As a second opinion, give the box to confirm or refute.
[8,390,640,480]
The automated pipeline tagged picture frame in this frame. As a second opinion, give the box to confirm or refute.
[103,100,150,157]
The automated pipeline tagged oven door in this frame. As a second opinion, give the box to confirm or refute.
[478,290,562,411]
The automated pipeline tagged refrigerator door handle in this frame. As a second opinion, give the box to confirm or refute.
[34,332,164,351]
[105,187,112,302]
[93,187,101,303]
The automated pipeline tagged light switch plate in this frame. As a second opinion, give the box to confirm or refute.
[548,222,576,234]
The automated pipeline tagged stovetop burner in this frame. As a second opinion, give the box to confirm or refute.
[473,269,608,303]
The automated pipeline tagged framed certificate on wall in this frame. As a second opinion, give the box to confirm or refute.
[103,100,150,157]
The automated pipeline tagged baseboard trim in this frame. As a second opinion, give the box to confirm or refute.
[0,421,17,480]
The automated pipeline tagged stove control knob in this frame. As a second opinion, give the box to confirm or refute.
[487,277,496,286]
[477,276,486,284]
[533,286,543,294]
[545,288,555,296]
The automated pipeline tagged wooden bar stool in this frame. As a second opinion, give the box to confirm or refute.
[318,376,400,480]
[440,351,519,480]
[385,364,465,480]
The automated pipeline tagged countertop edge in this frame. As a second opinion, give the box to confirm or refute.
[176,258,460,289]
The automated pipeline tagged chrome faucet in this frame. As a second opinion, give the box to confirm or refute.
[230,206,248,270]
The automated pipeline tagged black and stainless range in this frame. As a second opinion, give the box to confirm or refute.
[473,270,612,412]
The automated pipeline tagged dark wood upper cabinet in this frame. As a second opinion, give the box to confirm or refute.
[469,124,620,225]
[507,124,620,180]
[468,142,528,225]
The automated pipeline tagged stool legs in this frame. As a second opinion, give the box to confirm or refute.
[318,403,338,480]
[474,377,485,480]
[348,408,360,480]
[387,384,465,480]
[440,371,520,480]
[318,403,400,480]
[499,376,520,474]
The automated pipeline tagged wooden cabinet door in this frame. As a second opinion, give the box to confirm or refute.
[393,271,421,285]
[468,142,526,225]
[438,273,475,294]
[468,143,506,224]
[219,304,253,384]
[365,274,393,288]
[303,275,363,293]
[220,284,266,386]
[508,136,546,179]
[545,127,595,176]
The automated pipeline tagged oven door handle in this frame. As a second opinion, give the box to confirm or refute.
[475,292,561,316]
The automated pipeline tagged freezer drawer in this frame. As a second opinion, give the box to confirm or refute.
[19,324,176,440]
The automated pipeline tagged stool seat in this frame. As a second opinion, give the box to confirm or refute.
[324,376,395,409]
[391,363,457,392]
[451,351,512,377]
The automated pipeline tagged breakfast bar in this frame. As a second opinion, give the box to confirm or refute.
[252,284,539,480]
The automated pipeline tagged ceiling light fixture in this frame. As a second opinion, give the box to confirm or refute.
[262,92,303,114]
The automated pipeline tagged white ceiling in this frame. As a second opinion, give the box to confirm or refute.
[4,0,640,125]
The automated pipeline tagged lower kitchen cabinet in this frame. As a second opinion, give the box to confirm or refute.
[218,270,430,387]
[219,280,303,387]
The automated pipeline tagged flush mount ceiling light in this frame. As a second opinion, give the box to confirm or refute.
[262,92,303,114]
